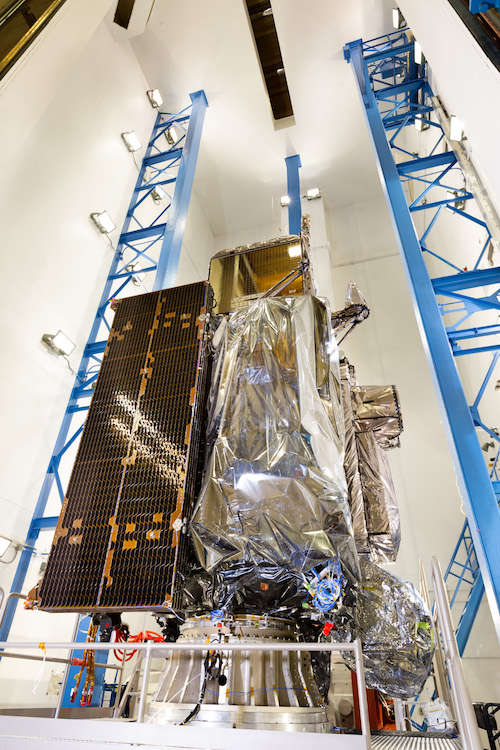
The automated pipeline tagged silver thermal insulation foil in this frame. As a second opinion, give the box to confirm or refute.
[352,385,403,449]
[190,295,360,581]
[337,558,434,699]
[340,362,369,554]
[356,431,401,563]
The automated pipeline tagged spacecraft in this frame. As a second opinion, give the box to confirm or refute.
[31,220,433,729]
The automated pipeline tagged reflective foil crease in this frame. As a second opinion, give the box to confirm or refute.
[352,385,403,450]
[339,359,401,563]
[336,559,434,699]
[340,361,369,554]
[190,295,360,583]
[356,432,401,563]
[331,282,370,343]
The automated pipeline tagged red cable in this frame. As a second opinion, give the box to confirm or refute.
[112,628,164,662]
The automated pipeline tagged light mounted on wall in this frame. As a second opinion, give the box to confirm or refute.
[414,41,425,66]
[151,185,167,204]
[165,124,182,146]
[415,114,430,132]
[90,211,116,234]
[392,8,406,29]
[121,131,141,152]
[446,190,466,212]
[306,188,321,200]
[0,536,11,557]
[125,261,147,286]
[147,89,163,108]
[449,115,465,142]
[42,330,76,357]
[0,535,19,564]
[280,195,291,207]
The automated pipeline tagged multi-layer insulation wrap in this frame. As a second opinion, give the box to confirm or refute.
[340,361,369,555]
[190,295,360,583]
[336,558,434,699]
[352,385,403,450]
[339,360,401,563]
[356,432,401,563]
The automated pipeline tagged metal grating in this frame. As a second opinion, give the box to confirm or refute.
[38,281,212,612]
[371,733,462,749]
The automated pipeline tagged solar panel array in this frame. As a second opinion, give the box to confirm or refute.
[39,281,212,612]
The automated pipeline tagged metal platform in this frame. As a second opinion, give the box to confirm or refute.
[371,734,462,749]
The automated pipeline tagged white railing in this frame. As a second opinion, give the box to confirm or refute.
[430,556,482,750]
[0,637,371,746]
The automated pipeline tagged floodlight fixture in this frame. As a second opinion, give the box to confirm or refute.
[306,188,321,200]
[42,330,75,356]
[165,124,182,146]
[392,8,406,28]
[147,89,163,108]
[90,211,116,234]
[125,262,147,285]
[121,131,141,152]
[0,535,11,557]
[151,185,167,203]
[414,41,424,65]
[280,195,291,207]
[288,244,301,258]
[449,115,464,142]
[415,114,430,132]
[446,190,466,213]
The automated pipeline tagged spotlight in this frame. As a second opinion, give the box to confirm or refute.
[306,188,321,200]
[0,536,11,557]
[414,41,424,65]
[446,190,466,213]
[392,8,406,28]
[280,195,291,207]
[449,115,464,142]
[125,262,146,286]
[415,114,430,132]
[90,211,116,234]
[165,125,182,146]
[147,89,163,108]
[151,185,167,203]
[42,330,75,356]
[121,131,141,152]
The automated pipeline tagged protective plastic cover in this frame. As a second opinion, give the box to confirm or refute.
[340,361,369,554]
[190,295,359,582]
[337,558,434,699]
[352,385,403,450]
[356,432,401,563]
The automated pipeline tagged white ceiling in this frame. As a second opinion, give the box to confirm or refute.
[130,0,395,237]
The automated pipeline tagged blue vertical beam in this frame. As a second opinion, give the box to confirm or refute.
[344,39,500,641]
[153,90,208,291]
[285,154,302,236]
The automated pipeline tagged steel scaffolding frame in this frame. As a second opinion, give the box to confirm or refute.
[0,90,208,644]
[344,30,500,648]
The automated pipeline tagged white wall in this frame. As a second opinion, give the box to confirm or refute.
[0,10,215,706]
[397,0,500,216]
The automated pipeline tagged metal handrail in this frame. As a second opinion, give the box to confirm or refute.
[0,592,28,634]
[0,637,371,744]
[431,557,482,750]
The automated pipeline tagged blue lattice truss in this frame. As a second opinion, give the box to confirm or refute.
[0,90,208,643]
[344,31,500,650]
